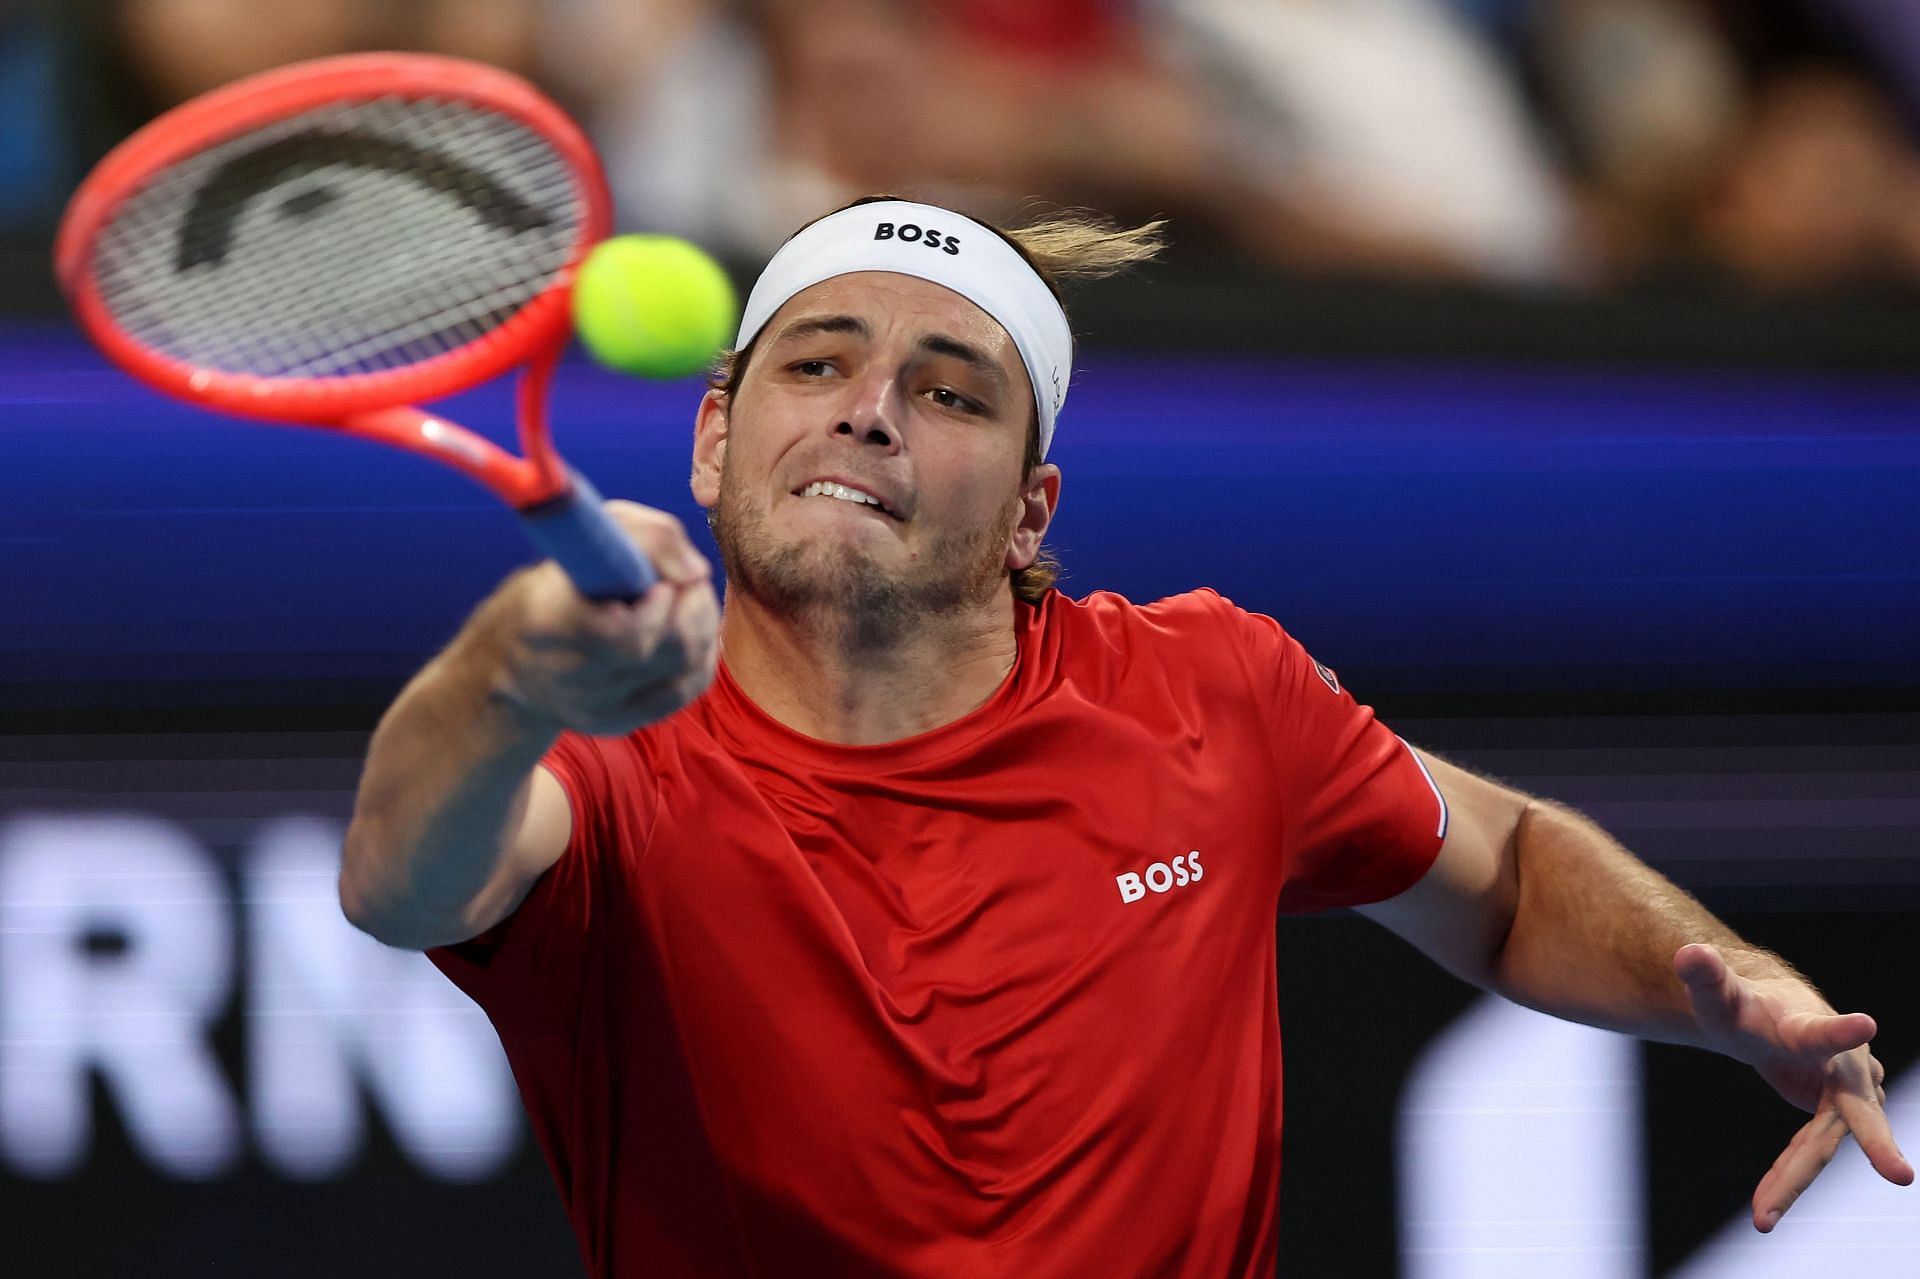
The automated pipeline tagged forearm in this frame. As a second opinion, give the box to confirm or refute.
[340,588,560,943]
[1490,799,1823,1049]
[340,504,715,946]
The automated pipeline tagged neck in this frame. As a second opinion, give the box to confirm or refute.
[718,587,1021,745]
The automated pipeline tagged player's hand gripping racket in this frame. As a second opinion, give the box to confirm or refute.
[54,52,655,600]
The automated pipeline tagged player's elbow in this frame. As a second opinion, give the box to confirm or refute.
[337,821,447,951]
[338,823,399,943]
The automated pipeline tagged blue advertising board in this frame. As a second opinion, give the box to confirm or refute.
[5,326,1919,697]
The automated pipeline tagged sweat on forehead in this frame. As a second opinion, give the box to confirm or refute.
[736,200,1074,457]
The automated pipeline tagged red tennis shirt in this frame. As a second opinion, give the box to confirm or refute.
[430,588,1448,1277]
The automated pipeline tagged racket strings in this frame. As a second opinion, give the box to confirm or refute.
[91,94,581,381]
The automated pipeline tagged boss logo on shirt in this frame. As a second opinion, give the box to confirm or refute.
[1116,851,1204,904]
[874,222,962,255]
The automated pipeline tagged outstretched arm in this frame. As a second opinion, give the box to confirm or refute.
[1356,747,1913,1231]
[341,502,715,950]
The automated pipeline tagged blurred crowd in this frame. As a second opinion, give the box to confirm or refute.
[7,0,1920,293]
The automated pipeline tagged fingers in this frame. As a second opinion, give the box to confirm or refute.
[1751,1047,1916,1233]
[1752,1109,1849,1231]
[1676,944,1911,1233]
[605,499,711,586]
[1675,944,1745,1032]
[1673,942,1726,986]
[500,500,720,735]
[1674,947,1876,1071]
[593,597,717,728]
[575,563,717,733]
[587,565,679,637]
[1777,1010,1877,1059]
[1833,1075,1916,1188]
[595,572,716,682]
[1674,944,1735,1008]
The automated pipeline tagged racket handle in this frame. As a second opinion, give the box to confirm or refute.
[518,471,658,601]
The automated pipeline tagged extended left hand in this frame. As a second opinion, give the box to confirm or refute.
[1675,942,1914,1232]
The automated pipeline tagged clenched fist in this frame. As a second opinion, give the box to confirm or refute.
[482,501,719,737]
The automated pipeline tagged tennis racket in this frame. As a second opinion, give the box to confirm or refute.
[54,52,655,600]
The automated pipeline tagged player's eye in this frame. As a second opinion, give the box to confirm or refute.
[926,386,981,414]
[790,359,834,377]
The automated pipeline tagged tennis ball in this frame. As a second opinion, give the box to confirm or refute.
[571,234,738,380]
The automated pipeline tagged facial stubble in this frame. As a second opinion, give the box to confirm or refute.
[710,464,1018,651]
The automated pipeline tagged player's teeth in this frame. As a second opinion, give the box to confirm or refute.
[804,481,879,507]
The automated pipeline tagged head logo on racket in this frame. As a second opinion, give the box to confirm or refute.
[57,53,657,602]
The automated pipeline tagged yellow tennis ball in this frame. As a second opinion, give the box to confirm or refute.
[571,234,738,380]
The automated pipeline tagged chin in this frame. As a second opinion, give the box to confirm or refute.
[715,494,1006,632]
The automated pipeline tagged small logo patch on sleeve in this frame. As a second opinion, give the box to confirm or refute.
[1312,660,1341,695]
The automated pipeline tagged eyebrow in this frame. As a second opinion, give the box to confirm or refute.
[770,314,869,345]
[770,313,1011,395]
[919,334,1009,394]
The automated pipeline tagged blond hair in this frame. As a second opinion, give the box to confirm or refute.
[709,197,1166,603]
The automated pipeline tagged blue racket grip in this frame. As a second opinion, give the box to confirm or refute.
[517,471,658,602]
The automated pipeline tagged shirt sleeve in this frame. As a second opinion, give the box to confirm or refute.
[427,729,650,1032]
[1206,591,1448,914]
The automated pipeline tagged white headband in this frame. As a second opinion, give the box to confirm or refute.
[735,200,1073,456]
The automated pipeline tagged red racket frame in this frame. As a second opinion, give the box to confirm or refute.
[54,52,612,510]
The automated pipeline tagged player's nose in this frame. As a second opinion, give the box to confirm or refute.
[829,371,905,451]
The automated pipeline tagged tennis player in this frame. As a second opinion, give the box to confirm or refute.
[340,197,1910,1277]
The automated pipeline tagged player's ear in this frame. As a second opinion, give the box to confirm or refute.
[1005,463,1060,571]
[690,388,729,508]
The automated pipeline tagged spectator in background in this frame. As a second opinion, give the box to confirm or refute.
[1696,63,1920,290]
[537,0,807,263]
[746,0,1237,252]
[110,0,541,101]
[88,0,1920,291]
[550,0,1584,284]
[541,0,1249,261]
[1530,0,1920,290]
[1815,0,1920,276]
[542,0,1231,261]
[1163,0,1584,284]
[1695,0,1920,290]
[1531,0,1746,285]
[47,0,549,199]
